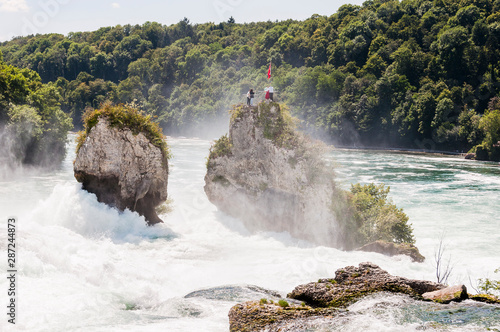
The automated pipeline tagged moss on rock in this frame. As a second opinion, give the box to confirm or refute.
[76,103,170,165]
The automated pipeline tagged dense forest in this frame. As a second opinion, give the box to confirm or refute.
[1,0,500,160]
[0,53,72,167]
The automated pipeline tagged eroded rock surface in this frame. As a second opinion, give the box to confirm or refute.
[74,118,168,225]
[229,262,448,331]
[288,262,443,307]
[204,103,342,247]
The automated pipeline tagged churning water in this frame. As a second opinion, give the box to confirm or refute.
[0,134,499,331]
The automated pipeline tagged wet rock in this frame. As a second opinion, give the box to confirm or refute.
[356,240,425,262]
[288,262,444,307]
[469,294,500,304]
[422,285,468,303]
[228,300,343,332]
[74,117,168,225]
[229,262,447,331]
[184,284,282,302]
[464,153,475,160]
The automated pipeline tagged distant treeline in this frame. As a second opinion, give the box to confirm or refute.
[1,0,500,159]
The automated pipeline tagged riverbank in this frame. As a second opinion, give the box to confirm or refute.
[334,145,467,156]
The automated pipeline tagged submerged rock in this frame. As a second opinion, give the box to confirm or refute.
[356,240,425,262]
[74,117,168,225]
[422,284,468,304]
[184,284,282,302]
[204,102,342,247]
[469,293,500,304]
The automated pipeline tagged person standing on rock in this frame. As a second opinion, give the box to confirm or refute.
[268,86,274,101]
[249,89,255,106]
[247,90,251,106]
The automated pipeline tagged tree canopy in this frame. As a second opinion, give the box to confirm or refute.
[0,50,72,166]
[1,0,500,158]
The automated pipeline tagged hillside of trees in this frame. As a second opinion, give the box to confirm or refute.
[0,52,72,168]
[1,0,500,160]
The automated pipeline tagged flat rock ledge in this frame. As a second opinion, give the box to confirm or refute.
[74,117,168,225]
[422,284,468,304]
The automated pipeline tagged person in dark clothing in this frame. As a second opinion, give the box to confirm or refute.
[248,89,255,105]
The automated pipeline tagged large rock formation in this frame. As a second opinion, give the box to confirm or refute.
[204,102,343,247]
[74,117,168,225]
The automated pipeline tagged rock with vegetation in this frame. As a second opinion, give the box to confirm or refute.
[74,104,169,225]
[205,102,418,256]
[345,183,416,250]
[422,284,468,304]
[288,262,443,307]
[205,101,343,247]
[356,240,425,262]
[469,294,500,304]
[229,299,343,332]
[229,263,500,331]
[229,262,448,331]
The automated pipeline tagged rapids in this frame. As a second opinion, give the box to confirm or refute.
[0,134,499,331]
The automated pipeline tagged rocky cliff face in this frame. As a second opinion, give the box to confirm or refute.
[74,117,168,225]
[204,102,343,247]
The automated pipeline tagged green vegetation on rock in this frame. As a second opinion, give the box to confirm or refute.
[278,299,289,308]
[207,133,233,167]
[76,103,170,164]
[348,183,415,246]
[256,101,298,149]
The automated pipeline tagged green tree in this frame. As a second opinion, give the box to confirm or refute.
[348,183,415,246]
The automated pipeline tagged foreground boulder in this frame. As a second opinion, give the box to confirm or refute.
[205,102,342,247]
[288,262,443,307]
[229,263,496,331]
[74,105,169,225]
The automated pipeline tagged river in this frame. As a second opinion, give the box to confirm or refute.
[0,134,499,331]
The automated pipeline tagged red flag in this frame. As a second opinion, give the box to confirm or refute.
[267,62,271,79]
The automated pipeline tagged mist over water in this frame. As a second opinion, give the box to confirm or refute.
[0,134,499,331]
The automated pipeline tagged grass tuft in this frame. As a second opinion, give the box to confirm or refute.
[76,103,170,164]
